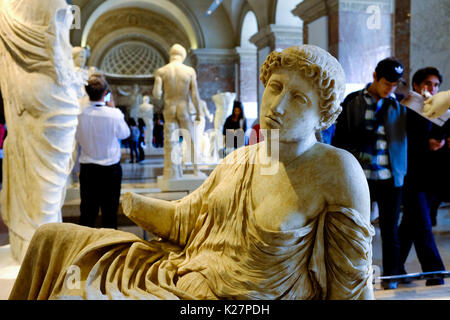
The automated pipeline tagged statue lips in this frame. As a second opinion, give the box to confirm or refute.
[265,114,282,128]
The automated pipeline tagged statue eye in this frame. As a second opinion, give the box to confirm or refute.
[294,94,308,105]
[269,82,282,93]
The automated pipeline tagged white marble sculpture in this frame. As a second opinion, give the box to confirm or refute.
[10,45,374,300]
[72,46,90,110]
[0,0,83,262]
[422,89,450,119]
[210,92,236,161]
[118,84,143,123]
[139,95,154,150]
[153,44,202,184]
[182,99,214,164]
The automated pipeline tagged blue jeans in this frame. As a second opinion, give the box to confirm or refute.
[398,182,445,273]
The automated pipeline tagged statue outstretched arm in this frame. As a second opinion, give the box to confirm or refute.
[122,192,175,239]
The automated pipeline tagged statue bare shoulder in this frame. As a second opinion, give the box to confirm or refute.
[312,143,371,219]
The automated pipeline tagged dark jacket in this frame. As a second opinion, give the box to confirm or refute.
[332,89,408,187]
[407,110,450,191]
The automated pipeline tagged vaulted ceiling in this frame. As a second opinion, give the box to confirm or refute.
[70,0,302,76]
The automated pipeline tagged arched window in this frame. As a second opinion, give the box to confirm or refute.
[240,11,257,49]
[275,0,303,27]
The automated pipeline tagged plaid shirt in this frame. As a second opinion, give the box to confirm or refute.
[360,87,393,180]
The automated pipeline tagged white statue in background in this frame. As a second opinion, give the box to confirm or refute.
[72,46,90,110]
[139,95,154,150]
[153,44,201,179]
[210,92,236,161]
[0,0,83,262]
[182,99,214,164]
[118,84,143,123]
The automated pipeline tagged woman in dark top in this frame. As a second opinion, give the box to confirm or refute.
[222,100,247,154]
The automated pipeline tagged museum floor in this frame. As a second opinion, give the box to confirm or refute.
[0,152,449,300]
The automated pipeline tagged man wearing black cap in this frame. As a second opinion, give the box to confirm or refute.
[332,57,407,290]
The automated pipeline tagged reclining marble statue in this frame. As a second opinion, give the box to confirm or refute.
[9,45,375,300]
[0,0,83,263]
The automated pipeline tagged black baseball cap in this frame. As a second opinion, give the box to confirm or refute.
[375,57,405,83]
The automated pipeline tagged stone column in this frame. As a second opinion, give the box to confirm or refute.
[188,48,238,130]
[293,0,395,84]
[249,25,303,114]
[394,0,410,85]
[234,46,257,109]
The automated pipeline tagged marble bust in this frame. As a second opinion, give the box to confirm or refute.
[0,0,82,262]
[9,45,374,300]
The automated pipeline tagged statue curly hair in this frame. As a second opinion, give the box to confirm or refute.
[260,45,346,131]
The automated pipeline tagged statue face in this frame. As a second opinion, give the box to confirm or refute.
[260,68,320,143]
[73,51,86,68]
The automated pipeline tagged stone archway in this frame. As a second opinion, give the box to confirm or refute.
[80,0,202,50]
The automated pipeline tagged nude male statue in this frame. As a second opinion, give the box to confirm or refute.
[153,44,201,178]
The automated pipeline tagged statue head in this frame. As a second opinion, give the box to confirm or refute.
[143,95,150,104]
[169,44,187,63]
[72,47,87,68]
[260,45,345,131]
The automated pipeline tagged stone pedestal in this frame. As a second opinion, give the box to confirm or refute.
[144,146,165,156]
[157,173,206,192]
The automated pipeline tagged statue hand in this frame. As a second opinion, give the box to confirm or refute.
[422,90,450,119]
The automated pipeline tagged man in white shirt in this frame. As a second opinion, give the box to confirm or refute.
[76,75,130,229]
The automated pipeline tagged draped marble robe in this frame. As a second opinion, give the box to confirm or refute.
[9,142,374,300]
[0,0,82,262]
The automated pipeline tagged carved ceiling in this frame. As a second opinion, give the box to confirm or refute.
[86,7,190,53]
[100,41,165,76]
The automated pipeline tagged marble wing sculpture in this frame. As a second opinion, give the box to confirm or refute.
[0,0,82,262]
[9,45,375,300]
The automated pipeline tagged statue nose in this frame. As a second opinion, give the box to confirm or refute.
[271,93,288,116]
